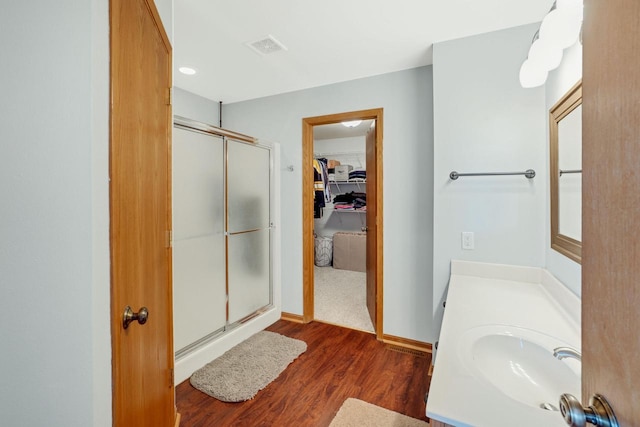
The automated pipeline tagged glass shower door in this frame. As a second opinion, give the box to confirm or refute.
[226,139,272,324]
[172,127,226,353]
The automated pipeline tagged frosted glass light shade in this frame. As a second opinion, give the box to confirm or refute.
[519,59,548,88]
[540,8,582,49]
[556,0,582,13]
[529,38,564,71]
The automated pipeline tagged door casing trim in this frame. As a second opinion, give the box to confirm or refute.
[301,108,383,340]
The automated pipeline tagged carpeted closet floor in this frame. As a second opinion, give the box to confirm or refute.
[314,266,374,333]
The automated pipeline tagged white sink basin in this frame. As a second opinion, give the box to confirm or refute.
[458,325,581,410]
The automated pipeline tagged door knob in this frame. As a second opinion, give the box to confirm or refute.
[559,393,619,427]
[123,306,149,329]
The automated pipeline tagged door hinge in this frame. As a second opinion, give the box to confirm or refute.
[169,367,174,387]
[166,230,172,248]
[166,88,172,105]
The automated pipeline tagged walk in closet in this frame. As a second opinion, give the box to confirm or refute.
[313,121,373,332]
[172,117,276,362]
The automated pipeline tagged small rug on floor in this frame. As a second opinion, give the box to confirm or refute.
[190,331,307,402]
[329,398,429,427]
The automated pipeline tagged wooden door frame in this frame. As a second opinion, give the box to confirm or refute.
[302,108,384,340]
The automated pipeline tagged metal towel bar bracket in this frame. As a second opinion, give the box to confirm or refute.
[559,169,582,176]
[449,169,536,180]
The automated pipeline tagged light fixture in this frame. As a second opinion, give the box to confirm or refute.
[519,0,583,88]
[519,59,548,89]
[540,8,582,49]
[179,67,197,75]
[341,120,362,128]
[528,35,563,71]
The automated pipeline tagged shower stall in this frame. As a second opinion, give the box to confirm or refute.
[172,117,280,382]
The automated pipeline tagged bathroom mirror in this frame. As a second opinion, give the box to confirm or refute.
[550,80,582,264]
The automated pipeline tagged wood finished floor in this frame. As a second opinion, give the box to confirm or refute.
[176,320,432,427]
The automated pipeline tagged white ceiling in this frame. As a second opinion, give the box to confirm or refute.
[174,0,551,104]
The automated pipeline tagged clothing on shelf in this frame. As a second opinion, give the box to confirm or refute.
[348,169,366,181]
[333,191,366,210]
[333,191,366,203]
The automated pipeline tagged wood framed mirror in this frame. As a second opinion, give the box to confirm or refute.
[550,80,582,264]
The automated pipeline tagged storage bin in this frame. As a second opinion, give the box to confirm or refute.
[334,165,353,181]
[332,232,366,272]
[314,236,333,267]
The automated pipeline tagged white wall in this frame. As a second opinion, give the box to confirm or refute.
[432,24,547,341]
[545,42,583,295]
[91,0,112,425]
[174,87,221,125]
[223,67,435,343]
[155,0,174,43]
[314,136,367,167]
[1,1,110,425]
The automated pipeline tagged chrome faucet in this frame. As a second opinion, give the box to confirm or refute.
[553,346,582,361]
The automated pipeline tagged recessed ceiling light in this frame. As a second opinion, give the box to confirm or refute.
[179,67,197,75]
[341,120,362,128]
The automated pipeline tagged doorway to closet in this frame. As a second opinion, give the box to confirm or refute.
[302,109,383,340]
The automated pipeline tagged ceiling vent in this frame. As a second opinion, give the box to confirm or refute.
[246,35,288,56]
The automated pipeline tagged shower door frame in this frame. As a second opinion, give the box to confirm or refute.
[172,116,275,358]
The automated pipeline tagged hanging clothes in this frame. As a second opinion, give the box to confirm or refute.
[313,158,334,218]
[316,157,332,204]
[313,159,325,218]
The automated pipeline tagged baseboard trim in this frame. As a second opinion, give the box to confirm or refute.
[281,312,304,323]
[382,334,432,356]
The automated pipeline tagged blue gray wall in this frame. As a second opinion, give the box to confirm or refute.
[432,24,547,341]
[1,1,112,425]
[0,0,174,425]
[544,42,582,295]
[174,87,221,125]
[222,67,435,342]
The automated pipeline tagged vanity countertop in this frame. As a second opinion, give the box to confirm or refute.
[426,260,581,427]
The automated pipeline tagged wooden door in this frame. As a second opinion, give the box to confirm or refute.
[365,124,377,330]
[110,0,175,425]
[582,0,640,423]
